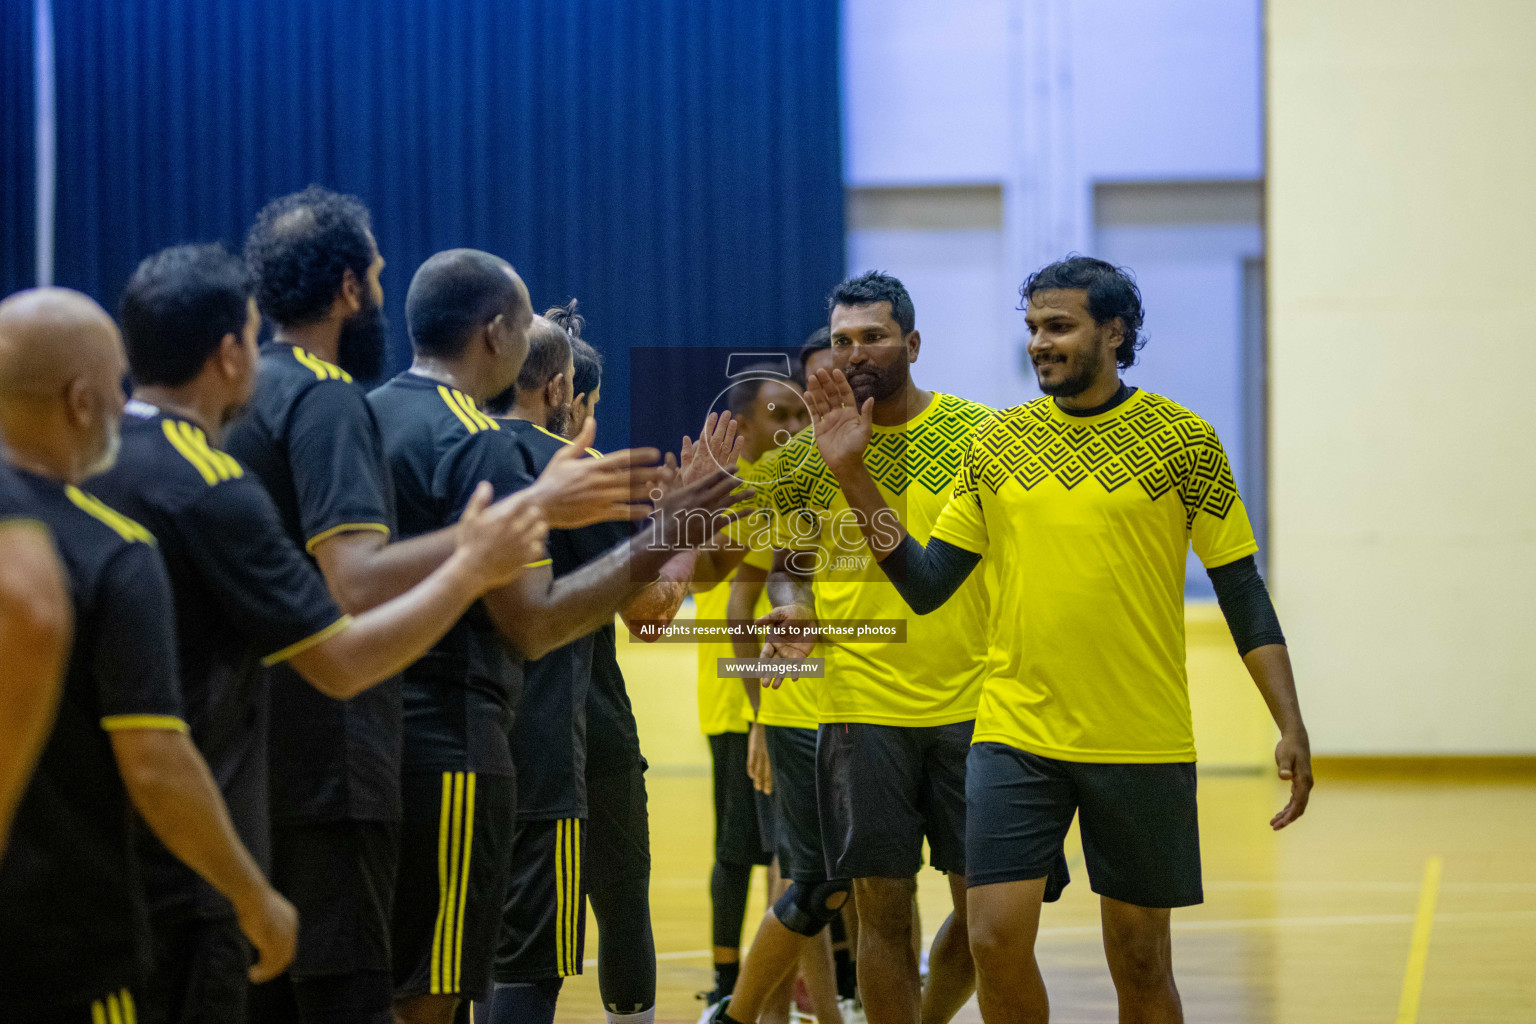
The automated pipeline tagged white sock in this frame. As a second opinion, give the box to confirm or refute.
[605,1008,656,1024]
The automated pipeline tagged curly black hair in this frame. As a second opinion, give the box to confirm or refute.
[119,243,251,387]
[1020,255,1147,368]
[827,270,915,335]
[244,185,375,328]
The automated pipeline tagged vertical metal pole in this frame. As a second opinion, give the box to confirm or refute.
[34,0,55,287]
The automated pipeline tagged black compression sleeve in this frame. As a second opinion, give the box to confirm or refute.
[1207,555,1286,656]
[875,534,982,615]
[710,860,753,948]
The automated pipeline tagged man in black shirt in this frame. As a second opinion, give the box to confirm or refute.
[369,250,745,1024]
[92,244,552,1024]
[480,313,720,1024]
[228,189,644,1024]
[480,316,594,1023]
[0,287,295,1022]
[0,457,70,857]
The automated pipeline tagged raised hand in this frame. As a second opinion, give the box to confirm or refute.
[805,368,873,473]
[679,410,744,484]
[524,418,664,528]
[753,601,818,689]
[455,481,550,591]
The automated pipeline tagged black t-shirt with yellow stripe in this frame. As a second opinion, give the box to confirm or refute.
[497,417,605,821]
[0,467,184,1013]
[225,342,402,823]
[91,401,348,920]
[368,372,542,778]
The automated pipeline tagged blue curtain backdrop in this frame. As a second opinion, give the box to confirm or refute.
[47,0,843,450]
[1,0,34,295]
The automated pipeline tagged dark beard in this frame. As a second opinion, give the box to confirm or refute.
[847,360,907,405]
[336,301,389,382]
[1036,344,1106,397]
[546,403,571,438]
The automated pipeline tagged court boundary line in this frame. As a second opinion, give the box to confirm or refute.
[1394,855,1443,1024]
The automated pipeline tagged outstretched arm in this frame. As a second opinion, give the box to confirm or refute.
[622,411,748,638]
[314,418,658,614]
[290,483,547,696]
[485,469,750,659]
[801,367,981,614]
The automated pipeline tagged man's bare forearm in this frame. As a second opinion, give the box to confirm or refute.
[1242,644,1306,734]
[824,458,906,559]
[112,729,270,914]
[313,527,458,614]
[290,551,491,698]
[766,569,815,612]
[728,567,767,713]
[488,522,682,659]
[622,551,698,639]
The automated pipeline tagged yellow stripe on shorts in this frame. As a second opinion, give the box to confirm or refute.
[91,988,136,1024]
[553,817,583,975]
[430,771,476,994]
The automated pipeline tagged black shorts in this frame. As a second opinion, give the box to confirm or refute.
[393,771,517,1002]
[270,819,399,978]
[494,818,588,983]
[817,721,970,878]
[4,988,141,1024]
[140,913,248,1023]
[966,743,1203,908]
[764,726,825,883]
[708,732,773,867]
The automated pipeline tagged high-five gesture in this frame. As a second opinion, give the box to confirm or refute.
[804,368,873,473]
[678,410,745,484]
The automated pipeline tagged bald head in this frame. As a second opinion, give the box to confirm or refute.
[406,249,530,359]
[0,288,123,399]
[0,288,128,481]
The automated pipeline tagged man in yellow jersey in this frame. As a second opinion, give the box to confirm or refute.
[802,257,1313,1023]
[733,273,1010,1024]
[709,341,851,1024]
[693,361,810,1012]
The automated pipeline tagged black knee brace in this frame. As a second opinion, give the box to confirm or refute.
[772,879,852,937]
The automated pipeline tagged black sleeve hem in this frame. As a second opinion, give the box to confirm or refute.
[876,535,981,615]
[1207,554,1286,656]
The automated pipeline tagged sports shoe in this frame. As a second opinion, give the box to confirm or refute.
[695,992,730,1024]
[839,996,868,1024]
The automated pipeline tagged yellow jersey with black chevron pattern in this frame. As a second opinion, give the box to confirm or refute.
[696,452,825,730]
[930,389,1258,763]
[755,392,994,726]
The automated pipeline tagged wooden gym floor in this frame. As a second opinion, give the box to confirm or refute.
[547,622,1536,1023]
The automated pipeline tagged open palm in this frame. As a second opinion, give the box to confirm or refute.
[804,368,873,472]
